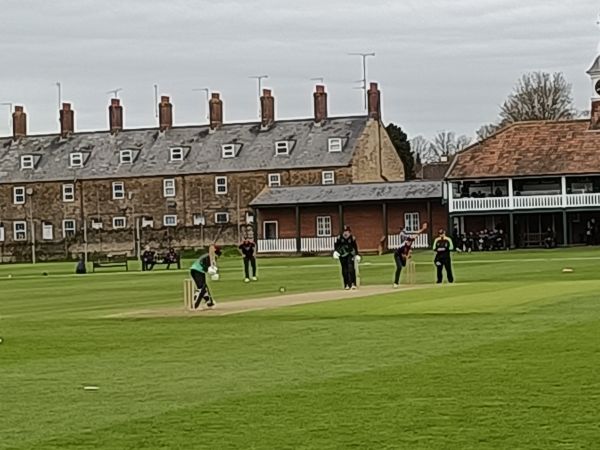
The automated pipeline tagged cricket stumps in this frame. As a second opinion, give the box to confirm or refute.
[405,260,417,285]
[183,278,196,311]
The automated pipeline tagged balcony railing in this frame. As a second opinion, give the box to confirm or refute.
[451,197,510,212]
[387,233,429,249]
[450,193,600,213]
[301,237,336,252]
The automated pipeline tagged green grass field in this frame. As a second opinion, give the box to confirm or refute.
[1,249,600,449]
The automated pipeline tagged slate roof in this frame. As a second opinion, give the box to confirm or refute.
[250,181,442,207]
[0,116,368,183]
[446,119,600,180]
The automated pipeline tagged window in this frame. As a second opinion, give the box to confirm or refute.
[322,171,335,185]
[222,144,236,158]
[62,184,75,202]
[69,152,83,168]
[170,147,184,162]
[193,214,205,226]
[13,221,27,241]
[91,218,103,230]
[42,222,54,240]
[120,150,133,164]
[0,224,5,242]
[21,155,34,169]
[163,179,176,198]
[215,212,230,224]
[263,221,278,239]
[112,182,125,200]
[13,187,25,205]
[328,138,343,153]
[163,215,178,227]
[112,217,127,229]
[215,176,228,195]
[316,216,332,237]
[404,212,420,233]
[275,141,290,155]
[141,217,154,228]
[62,219,76,238]
[268,173,281,187]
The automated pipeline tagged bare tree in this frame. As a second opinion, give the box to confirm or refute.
[476,123,501,141]
[423,131,472,162]
[409,135,430,161]
[499,72,575,123]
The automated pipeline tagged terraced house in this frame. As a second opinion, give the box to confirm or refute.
[0,83,407,261]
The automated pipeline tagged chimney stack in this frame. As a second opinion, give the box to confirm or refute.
[313,85,328,124]
[209,93,223,130]
[367,82,381,121]
[109,98,123,134]
[159,96,173,131]
[60,103,74,138]
[12,106,27,140]
[260,89,275,129]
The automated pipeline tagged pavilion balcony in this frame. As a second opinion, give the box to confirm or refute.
[450,192,600,213]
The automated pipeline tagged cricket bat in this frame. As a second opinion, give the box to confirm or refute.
[354,256,361,288]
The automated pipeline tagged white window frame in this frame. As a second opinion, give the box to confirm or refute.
[112,217,127,229]
[13,221,27,241]
[112,181,125,200]
[169,147,184,162]
[322,171,335,185]
[215,176,228,195]
[62,183,75,202]
[69,152,83,168]
[221,144,236,158]
[404,212,421,233]
[0,225,4,242]
[62,219,76,238]
[263,220,279,239]
[21,155,34,170]
[275,141,290,156]
[268,173,281,187]
[13,186,25,205]
[215,212,230,224]
[42,222,54,240]
[163,215,178,227]
[163,178,176,198]
[120,150,133,164]
[316,216,332,237]
[328,138,343,153]
[90,218,103,230]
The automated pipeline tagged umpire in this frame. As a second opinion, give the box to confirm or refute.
[433,228,454,284]
[334,226,359,290]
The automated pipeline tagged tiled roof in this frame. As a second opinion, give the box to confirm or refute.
[250,181,442,207]
[0,116,368,183]
[446,119,600,180]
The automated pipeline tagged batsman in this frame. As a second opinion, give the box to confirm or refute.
[334,226,360,290]
[433,229,454,284]
[190,245,222,309]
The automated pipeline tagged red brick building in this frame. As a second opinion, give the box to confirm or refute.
[250,181,445,253]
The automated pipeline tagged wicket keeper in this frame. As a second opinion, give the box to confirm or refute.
[190,246,222,309]
[393,236,414,287]
[334,226,360,290]
[433,229,454,284]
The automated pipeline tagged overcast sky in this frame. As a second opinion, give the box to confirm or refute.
[0,0,599,140]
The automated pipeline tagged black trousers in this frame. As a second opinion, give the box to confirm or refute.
[142,259,155,271]
[435,257,454,283]
[339,255,356,287]
[394,254,406,284]
[243,256,257,278]
[190,269,209,301]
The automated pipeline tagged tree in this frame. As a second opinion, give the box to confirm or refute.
[385,123,416,180]
[476,123,501,141]
[424,131,472,162]
[409,136,430,162]
[499,71,575,123]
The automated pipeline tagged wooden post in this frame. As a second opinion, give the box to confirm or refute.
[295,205,301,253]
[338,204,344,234]
[380,202,388,255]
[427,200,433,244]
[562,211,568,246]
[236,183,241,243]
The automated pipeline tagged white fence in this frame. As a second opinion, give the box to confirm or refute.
[566,193,600,207]
[301,237,336,252]
[451,197,510,212]
[513,195,563,209]
[451,193,600,212]
[387,233,429,249]
[257,238,297,253]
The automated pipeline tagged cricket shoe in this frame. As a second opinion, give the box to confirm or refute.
[344,286,350,290]
[244,278,250,283]
[206,299,215,308]
[393,283,399,288]
[251,277,258,281]
[351,285,357,290]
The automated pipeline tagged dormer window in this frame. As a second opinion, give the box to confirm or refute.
[20,155,34,170]
[275,141,290,156]
[170,147,184,162]
[222,144,236,158]
[120,150,133,164]
[328,138,343,153]
[69,152,83,168]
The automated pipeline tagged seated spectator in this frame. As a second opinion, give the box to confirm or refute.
[163,247,179,269]
[494,187,503,197]
[544,228,556,249]
[141,246,156,271]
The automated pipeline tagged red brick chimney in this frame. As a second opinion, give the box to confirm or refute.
[367,82,381,121]
[159,96,173,131]
[313,85,328,124]
[209,93,223,130]
[591,99,600,130]
[260,89,275,129]
[60,103,74,138]
[12,106,27,140]
[109,98,123,134]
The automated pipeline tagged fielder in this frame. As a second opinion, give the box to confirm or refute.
[393,236,414,288]
[190,246,222,309]
[334,226,360,290]
[238,239,258,282]
[433,229,454,284]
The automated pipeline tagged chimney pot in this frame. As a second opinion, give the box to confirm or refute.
[159,96,173,131]
[313,85,328,124]
[109,98,123,134]
[60,102,75,137]
[209,92,224,130]
[260,88,275,128]
[367,82,381,121]
[12,106,27,140]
